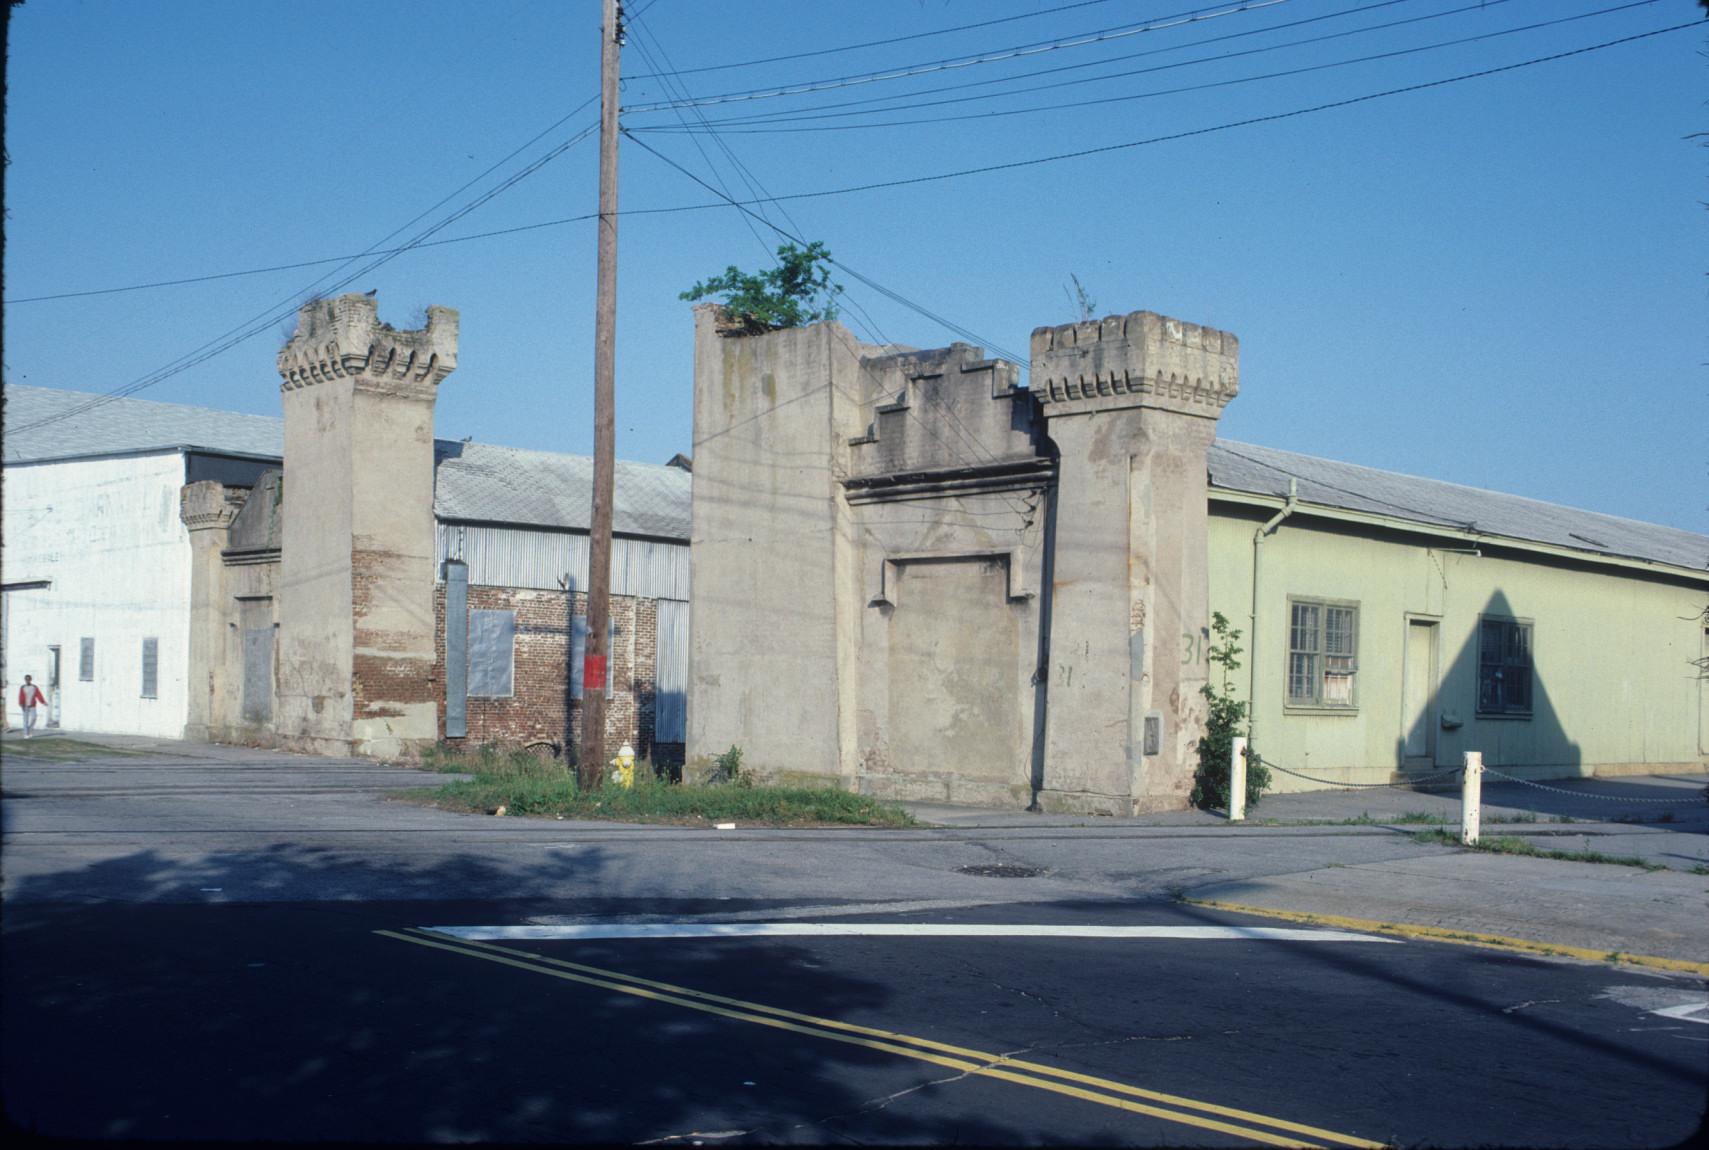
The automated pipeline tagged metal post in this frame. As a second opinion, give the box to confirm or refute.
[579,0,621,790]
[1461,750,1483,846]
[1229,736,1248,822]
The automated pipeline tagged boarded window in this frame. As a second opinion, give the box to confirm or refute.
[79,637,95,681]
[571,615,618,700]
[140,638,159,699]
[1477,616,1533,716]
[1286,599,1358,708]
[468,610,516,698]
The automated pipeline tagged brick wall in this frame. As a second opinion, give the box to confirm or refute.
[433,583,681,766]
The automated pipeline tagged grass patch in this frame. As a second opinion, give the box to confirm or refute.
[1268,810,1451,827]
[407,742,915,827]
[1,736,157,763]
[1411,828,1664,872]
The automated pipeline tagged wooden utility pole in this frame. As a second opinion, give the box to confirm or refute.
[580,0,621,790]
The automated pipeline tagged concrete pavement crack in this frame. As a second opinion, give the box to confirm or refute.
[803,1046,1037,1138]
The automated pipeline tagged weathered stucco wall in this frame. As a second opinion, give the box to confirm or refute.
[1208,506,1709,787]
[843,344,1051,805]
[1032,313,1238,813]
[2,453,194,737]
[273,294,458,758]
[687,306,865,784]
[687,306,1236,812]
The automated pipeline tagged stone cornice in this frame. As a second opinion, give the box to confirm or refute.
[180,480,241,532]
[1031,310,1238,419]
[277,294,459,398]
[843,456,1055,504]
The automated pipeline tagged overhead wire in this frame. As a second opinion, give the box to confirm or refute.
[621,124,1041,522]
[3,213,605,305]
[636,0,1660,134]
[636,0,1423,129]
[13,14,1691,313]
[624,7,1037,515]
[623,0,1127,80]
[10,120,600,435]
[612,19,1699,214]
[622,0,1289,113]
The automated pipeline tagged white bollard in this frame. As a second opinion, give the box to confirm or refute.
[1229,737,1248,823]
[1461,751,1483,846]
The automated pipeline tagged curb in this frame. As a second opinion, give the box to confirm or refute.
[1181,896,1709,978]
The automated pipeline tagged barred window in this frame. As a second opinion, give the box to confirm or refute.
[1478,616,1532,716]
[79,637,95,681]
[1287,599,1358,708]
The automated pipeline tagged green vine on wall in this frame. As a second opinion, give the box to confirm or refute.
[1190,611,1270,811]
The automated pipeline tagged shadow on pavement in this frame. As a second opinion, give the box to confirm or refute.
[2,845,1032,1145]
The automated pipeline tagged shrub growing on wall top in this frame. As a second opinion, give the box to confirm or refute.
[680,241,843,332]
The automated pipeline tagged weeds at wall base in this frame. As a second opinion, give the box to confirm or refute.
[402,741,914,826]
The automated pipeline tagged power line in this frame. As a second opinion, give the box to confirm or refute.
[9,123,599,436]
[636,0,1655,135]
[621,128,1028,366]
[622,0,1288,113]
[639,0,1423,130]
[623,8,1035,514]
[623,0,1129,80]
[616,20,1699,212]
[15,15,1691,312]
[4,214,603,305]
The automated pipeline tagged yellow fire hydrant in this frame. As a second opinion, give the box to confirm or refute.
[609,742,636,789]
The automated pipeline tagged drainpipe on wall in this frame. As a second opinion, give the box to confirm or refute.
[1248,478,1297,745]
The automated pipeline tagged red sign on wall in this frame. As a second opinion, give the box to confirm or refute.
[582,654,607,692]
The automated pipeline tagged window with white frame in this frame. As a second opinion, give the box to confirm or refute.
[1477,615,1532,716]
[1286,599,1358,708]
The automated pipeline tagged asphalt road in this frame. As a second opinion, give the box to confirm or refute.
[4,737,1706,1146]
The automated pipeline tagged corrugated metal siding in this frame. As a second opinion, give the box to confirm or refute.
[655,599,688,743]
[436,523,690,600]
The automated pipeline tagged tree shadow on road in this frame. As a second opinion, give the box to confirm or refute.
[2,845,1048,1146]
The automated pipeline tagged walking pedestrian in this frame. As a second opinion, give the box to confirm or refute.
[18,675,47,738]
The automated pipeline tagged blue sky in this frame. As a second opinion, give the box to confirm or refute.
[5,0,1705,533]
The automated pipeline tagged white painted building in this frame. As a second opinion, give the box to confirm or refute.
[2,381,693,751]
[2,387,283,736]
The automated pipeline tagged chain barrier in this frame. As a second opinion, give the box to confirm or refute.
[1251,753,1463,790]
[1250,753,1705,809]
[1481,766,1708,807]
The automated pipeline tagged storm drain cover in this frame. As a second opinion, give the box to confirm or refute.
[957,863,1043,878]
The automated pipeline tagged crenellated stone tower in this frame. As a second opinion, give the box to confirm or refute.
[687,303,1239,813]
[1031,311,1239,812]
[274,294,458,757]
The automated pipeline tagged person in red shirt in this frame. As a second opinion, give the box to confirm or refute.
[17,675,48,738]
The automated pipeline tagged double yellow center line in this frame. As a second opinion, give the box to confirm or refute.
[378,927,1383,1149]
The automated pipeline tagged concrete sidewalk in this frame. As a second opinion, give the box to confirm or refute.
[908,772,1709,972]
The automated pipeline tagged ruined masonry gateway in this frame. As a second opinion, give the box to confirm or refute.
[688,306,1237,814]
